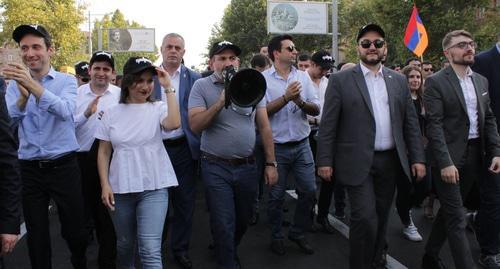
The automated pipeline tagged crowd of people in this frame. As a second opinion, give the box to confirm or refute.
[0,22,499,269]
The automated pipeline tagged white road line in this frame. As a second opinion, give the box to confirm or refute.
[286,190,408,269]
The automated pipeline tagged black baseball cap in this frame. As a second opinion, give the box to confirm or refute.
[357,24,385,42]
[209,40,241,58]
[13,24,51,43]
[74,61,90,78]
[311,50,335,70]
[90,51,115,70]
[123,57,156,76]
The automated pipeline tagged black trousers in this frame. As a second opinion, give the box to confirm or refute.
[317,178,346,220]
[346,150,403,269]
[425,139,481,269]
[77,143,116,268]
[20,153,88,269]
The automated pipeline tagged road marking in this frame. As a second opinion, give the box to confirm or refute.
[286,190,408,269]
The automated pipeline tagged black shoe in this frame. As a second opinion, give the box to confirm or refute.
[174,254,193,269]
[422,253,446,269]
[270,239,286,256]
[334,209,346,220]
[249,211,259,226]
[317,217,335,234]
[288,235,314,254]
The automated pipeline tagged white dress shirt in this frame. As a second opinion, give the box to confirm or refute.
[74,83,120,152]
[360,62,395,151]
[307,73,328,124]
[457,67,479,139]
[160,65,184,140]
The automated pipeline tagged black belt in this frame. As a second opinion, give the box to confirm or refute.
[20,152,76,169]
[163,136,187,147]
[201,151,255,166]
[276,137,307,146]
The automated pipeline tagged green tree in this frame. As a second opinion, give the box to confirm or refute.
[0,0,87,68]
[91,9,158,74]
[208,0,332,66]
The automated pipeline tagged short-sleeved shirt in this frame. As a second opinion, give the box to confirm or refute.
[94,102,178,194]
[188,74,265,159]
[263,66,320,143]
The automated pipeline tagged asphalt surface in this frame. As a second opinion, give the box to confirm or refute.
[4,179,483,269]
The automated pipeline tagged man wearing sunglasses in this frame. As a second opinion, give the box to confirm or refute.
[316,23,425,269]
[422,61,434,80]
[74,50,119,268]
[264,34,320,256]
[423,30,500,269]
[75,61,90,87]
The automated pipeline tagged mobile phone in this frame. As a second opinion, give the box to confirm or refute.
[0,48,23,77]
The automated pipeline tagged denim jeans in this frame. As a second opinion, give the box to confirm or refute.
[201,157,257,269]
[268,139,317,240]
[110,188,169,269]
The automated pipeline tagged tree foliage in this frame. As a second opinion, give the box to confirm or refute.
[210,0,499,67]
[91,9,158,74]
[0,0,86,68]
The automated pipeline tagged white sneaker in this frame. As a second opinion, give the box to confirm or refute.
[403,222,423,242]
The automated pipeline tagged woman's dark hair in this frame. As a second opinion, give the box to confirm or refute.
[119,69,156,104]
[401,65,424,100]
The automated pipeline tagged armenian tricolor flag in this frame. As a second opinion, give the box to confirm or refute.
[404,5,428,57]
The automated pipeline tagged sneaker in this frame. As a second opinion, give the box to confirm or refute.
[403,222,423,242]
[479,253,500,269]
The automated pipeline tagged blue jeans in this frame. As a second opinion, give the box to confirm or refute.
[110,188,169,269]
[268,139,317,240]
[201,157,257,269]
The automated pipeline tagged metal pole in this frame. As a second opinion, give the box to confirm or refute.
[88,11,92,55]
[98,28,102,51]
[331,0,339,64]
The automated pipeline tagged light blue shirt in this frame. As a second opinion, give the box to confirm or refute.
[263,65,320,143]
[6,67,80,160]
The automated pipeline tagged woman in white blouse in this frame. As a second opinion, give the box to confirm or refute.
[96,57,180,268]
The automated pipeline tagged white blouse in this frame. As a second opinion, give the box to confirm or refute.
[95,101,178,194]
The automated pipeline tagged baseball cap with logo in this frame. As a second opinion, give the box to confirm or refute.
[209,40,242,58]
[123,57,156,76]
[356,23,385,42]
[90,51,115,70]
[311,50,335,70]
[74,61,90,78]
[13,24,52,43]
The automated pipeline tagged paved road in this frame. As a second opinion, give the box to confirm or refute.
[4,180,482,269]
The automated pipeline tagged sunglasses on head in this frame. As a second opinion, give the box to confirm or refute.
[359,39,385,49]
[285,44,296,52]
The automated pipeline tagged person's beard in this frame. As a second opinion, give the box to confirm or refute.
[360,51,382,66]
[451,52,474,66]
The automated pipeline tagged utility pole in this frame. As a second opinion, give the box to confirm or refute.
[332,0,339,64]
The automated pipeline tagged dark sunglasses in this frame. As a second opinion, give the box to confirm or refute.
[81,77,90,83]
[284,44,297,52]
[423,68,433,72]
[447,41,477,50]
[359,39,385,49]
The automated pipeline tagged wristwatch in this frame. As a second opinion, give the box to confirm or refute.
[164,87,176,94]
[265,161,278,168]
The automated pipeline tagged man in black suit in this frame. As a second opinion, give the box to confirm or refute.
[316,24,426,269]
[0,77,22,266]
[423,30,500,269]
[471,35,500,269]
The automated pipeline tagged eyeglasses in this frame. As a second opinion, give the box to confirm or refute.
[359,39,385,49]
[447,41,477,50]
[423,68,433,72]
[81,77,90,83]
[284,44,296,52]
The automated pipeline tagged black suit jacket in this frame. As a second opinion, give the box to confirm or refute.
[0,78,21,234]
[316,64,425,186]
[424,66,500,169]
[472,45,500,127]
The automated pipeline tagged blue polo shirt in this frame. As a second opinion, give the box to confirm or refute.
[6,67,80,160]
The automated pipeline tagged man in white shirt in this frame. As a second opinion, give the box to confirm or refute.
[264,34,320,256]
[74,50,120,268]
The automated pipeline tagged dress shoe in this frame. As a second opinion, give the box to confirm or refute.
[174,254,193,269]
[288,235,314,254]
[317,217,335,234]
[270,239,286,256]
[422,253,447,269]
